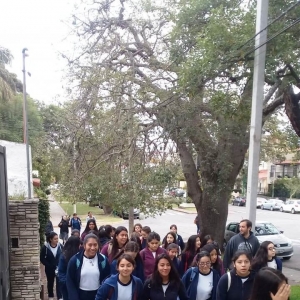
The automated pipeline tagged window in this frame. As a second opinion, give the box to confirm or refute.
[228,224,238,233]
[255,223,280,235]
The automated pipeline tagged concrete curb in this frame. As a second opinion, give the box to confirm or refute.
[172,207,196,214]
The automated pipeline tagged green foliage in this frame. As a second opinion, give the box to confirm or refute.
[0,94,43,143]
[268,178,300,199]
[38,195,50,247]
[291,285,300,300]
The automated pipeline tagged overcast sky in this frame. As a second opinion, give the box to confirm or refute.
[0,0,78,104]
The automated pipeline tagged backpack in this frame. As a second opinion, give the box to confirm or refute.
[71,217,81,227]
[189,267,197,282]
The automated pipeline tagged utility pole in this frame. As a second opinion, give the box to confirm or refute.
[127,84,134,234]
[246,0,269,223]
[73,138,77,214]
[22,48,32,199]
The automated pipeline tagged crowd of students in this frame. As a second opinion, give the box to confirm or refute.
[41,217,291,300]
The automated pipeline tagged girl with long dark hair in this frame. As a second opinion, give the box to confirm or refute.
[58,236,81,300]
[81,219,98,241]
[110,241,145,282]
[249,267,290,300]
[169,224,185,251]
[182,251,220,300]
[140,232,166,278]
[216,250,255,300]
[180,235,201,274]
[101,226,129,263]
[95,254,143,300]
[66,233,110,300]
[201,235,222,255]
[251,241,282,273]
[130,232,142,250]
[98,225,114,248]
[40,232,63,300]
[143,253,188,300]
[200,244,225,276]
[162,231,177,249]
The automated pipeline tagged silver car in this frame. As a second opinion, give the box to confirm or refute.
[261,199,284,211]
[224,221,293,259]
[255,222,293,259]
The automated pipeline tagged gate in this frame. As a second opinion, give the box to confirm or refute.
[0,145,10,300]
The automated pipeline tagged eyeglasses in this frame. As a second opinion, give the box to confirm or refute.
[268,247,276,251]
[198,262,211,266]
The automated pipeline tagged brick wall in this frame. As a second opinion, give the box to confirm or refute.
[9,199,40,300]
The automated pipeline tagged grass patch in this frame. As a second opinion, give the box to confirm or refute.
[291,285,300,300]
[59,202,120,225]
[180,207,197,213]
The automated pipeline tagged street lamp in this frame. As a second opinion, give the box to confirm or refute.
[22,48,32,199]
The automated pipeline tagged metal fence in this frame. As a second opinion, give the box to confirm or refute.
[0,146,10,300]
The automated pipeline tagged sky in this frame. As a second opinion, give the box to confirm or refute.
[0,0,78,104]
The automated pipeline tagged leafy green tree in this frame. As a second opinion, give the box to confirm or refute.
[63,0,300,246]
[0,46,22,102]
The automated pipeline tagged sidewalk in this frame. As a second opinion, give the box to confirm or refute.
[49,200,67,233]
[283,267,300,285]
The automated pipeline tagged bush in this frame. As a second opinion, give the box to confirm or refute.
[186,196,193,203]
[37,190,50,247]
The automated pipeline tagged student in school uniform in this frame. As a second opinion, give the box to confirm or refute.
[66,233,110,300]
[95,254,143,300]
[143,253,188,300]
[139,232,166,279]
[182,251,220,300]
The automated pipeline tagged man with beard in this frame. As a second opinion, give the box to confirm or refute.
[223,219,260,271]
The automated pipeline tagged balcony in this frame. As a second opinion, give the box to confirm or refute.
[270,171,299,179]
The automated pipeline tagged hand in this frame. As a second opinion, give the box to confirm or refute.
[270,283,291,300]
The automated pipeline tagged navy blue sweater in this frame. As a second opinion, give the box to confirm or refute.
[182,267,220,300]
[66,251,110,300]
[143,278,188,300]
[40,243,62,274]
[216,270,256,300]
[110,256,145,282]
[95,274,143,300]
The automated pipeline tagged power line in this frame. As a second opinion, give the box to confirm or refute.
[245,16,300,57]
[236,0,300,52]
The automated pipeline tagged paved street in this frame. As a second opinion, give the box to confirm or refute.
[50,201,300,283]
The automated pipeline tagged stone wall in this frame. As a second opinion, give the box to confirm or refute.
[9,199,40,300]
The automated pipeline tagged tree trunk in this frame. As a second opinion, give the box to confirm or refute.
[177,139,247,251]
[197,187,230,251]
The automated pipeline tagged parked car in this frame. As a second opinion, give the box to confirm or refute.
[115,208,140,219]
[261,199,284,211]
[280,199,300,214]
[174,188,185,197]
[224,221,293,259]
[232,196,246,206]
[256,197,269,208]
